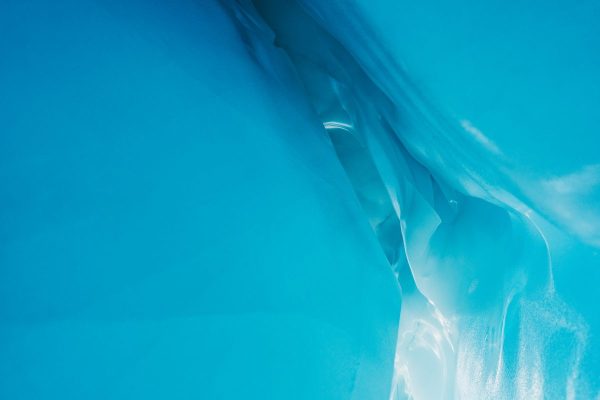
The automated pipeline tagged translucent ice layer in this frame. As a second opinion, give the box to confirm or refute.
[1,0,599,399]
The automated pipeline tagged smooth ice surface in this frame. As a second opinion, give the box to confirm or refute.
[1,0,599,399]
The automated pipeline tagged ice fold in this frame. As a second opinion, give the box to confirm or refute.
[239,0,599,398]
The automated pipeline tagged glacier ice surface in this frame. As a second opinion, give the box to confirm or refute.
[0,0,599,399]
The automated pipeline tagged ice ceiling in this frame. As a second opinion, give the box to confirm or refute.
[1,0,599,399]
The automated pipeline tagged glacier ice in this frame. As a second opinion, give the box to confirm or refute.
[0,0,599,399]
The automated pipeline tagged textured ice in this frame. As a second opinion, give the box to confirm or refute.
[1,0,599,399]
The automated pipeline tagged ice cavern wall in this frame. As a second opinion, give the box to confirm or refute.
[1,0,599,399]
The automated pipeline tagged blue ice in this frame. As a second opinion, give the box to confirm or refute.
[1,0,599,399]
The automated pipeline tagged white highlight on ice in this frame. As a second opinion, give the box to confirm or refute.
[323,121,353,131]
[538,164,600,246]
[460,119,502,155]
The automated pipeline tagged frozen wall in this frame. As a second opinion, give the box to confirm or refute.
[1,0,599,399]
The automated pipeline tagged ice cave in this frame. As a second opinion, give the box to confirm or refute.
[1,0,599,399]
